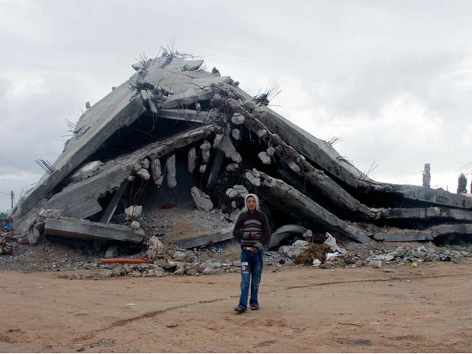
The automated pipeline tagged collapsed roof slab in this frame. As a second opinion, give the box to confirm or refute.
[44,216,144,243]
[379,184,472,210]
[223,84,375,188]
[373,223,472,242]
[379,206,472,222]
[244,169,373,244]
[12,57,229,224]
[46,124,217,219]
[222,84,472,211]
[158,109,215,124]
[238,105,378,221]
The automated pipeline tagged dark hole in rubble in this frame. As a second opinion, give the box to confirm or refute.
[188,100,211,111]
[348,187,439,209]
[52,114,201,197]
[138,148,219,242]
[44,235,141,256]
[434,233,472,246]
[90,113,201,163]
[235,128,282,177]
[142,149,195,210]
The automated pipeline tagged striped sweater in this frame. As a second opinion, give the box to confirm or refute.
[233,210,271,249]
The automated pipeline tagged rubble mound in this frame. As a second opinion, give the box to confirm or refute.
[4,49,472,274]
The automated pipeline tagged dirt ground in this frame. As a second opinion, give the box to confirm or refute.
[2,261,472,352]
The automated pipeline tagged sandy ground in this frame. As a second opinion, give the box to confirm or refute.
[2,261,472,352]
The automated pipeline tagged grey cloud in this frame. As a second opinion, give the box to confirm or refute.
[1,0,472,209]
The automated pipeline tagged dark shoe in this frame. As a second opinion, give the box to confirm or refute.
[250,304,260,311]
[234,305,246,314]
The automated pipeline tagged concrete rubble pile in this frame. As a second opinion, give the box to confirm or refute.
[5,50,472,276]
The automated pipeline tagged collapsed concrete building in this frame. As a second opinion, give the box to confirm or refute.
[10,51,472,254]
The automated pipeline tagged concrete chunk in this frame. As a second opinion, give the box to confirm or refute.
[191,187,213,211]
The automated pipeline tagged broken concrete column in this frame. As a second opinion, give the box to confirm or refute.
[213,133,224,147]
[245,170,261,187]
[151,158,164,187]
[231,129,241,141]
[130,220,141,230]
[422,163,431,188]
[215,132,242,163]
[141,158,150,170]
[188,147,197,173]
[257,129,268,138]
[200,140,212,163]
[133,161,142,172]
[226,163,239,172]
[125,205,143,220]
[458,173,467,194]
[166,155,177,188]
[190,187,213,211]
[266,146,276,157]
[137,168,151,181]
[226,185,249,199]
[288,161,301,174]
[258,151,271,165]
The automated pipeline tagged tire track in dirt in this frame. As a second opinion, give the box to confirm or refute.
[71,271,472,344]
[284,272,472,290]
[74,297,229,341]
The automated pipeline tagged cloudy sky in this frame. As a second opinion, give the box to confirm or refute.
[1,0,472,211]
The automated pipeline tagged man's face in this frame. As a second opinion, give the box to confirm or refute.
[246,197,257,211]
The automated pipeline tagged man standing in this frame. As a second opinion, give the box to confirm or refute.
[233,194,271,314]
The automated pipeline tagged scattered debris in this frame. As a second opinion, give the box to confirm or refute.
[191,187,213,212]
[225,185,248,199]
[6,49,472,276]
[99,258,149,265]
[125,206,143,221]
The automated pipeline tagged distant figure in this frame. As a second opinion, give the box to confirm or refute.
[423,163,431,188]
[232,194,271,314]
[458,173,467,194]
[85,101,91,110]
[2,218,12,232]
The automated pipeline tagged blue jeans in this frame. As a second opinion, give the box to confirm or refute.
[238,248,264,309]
